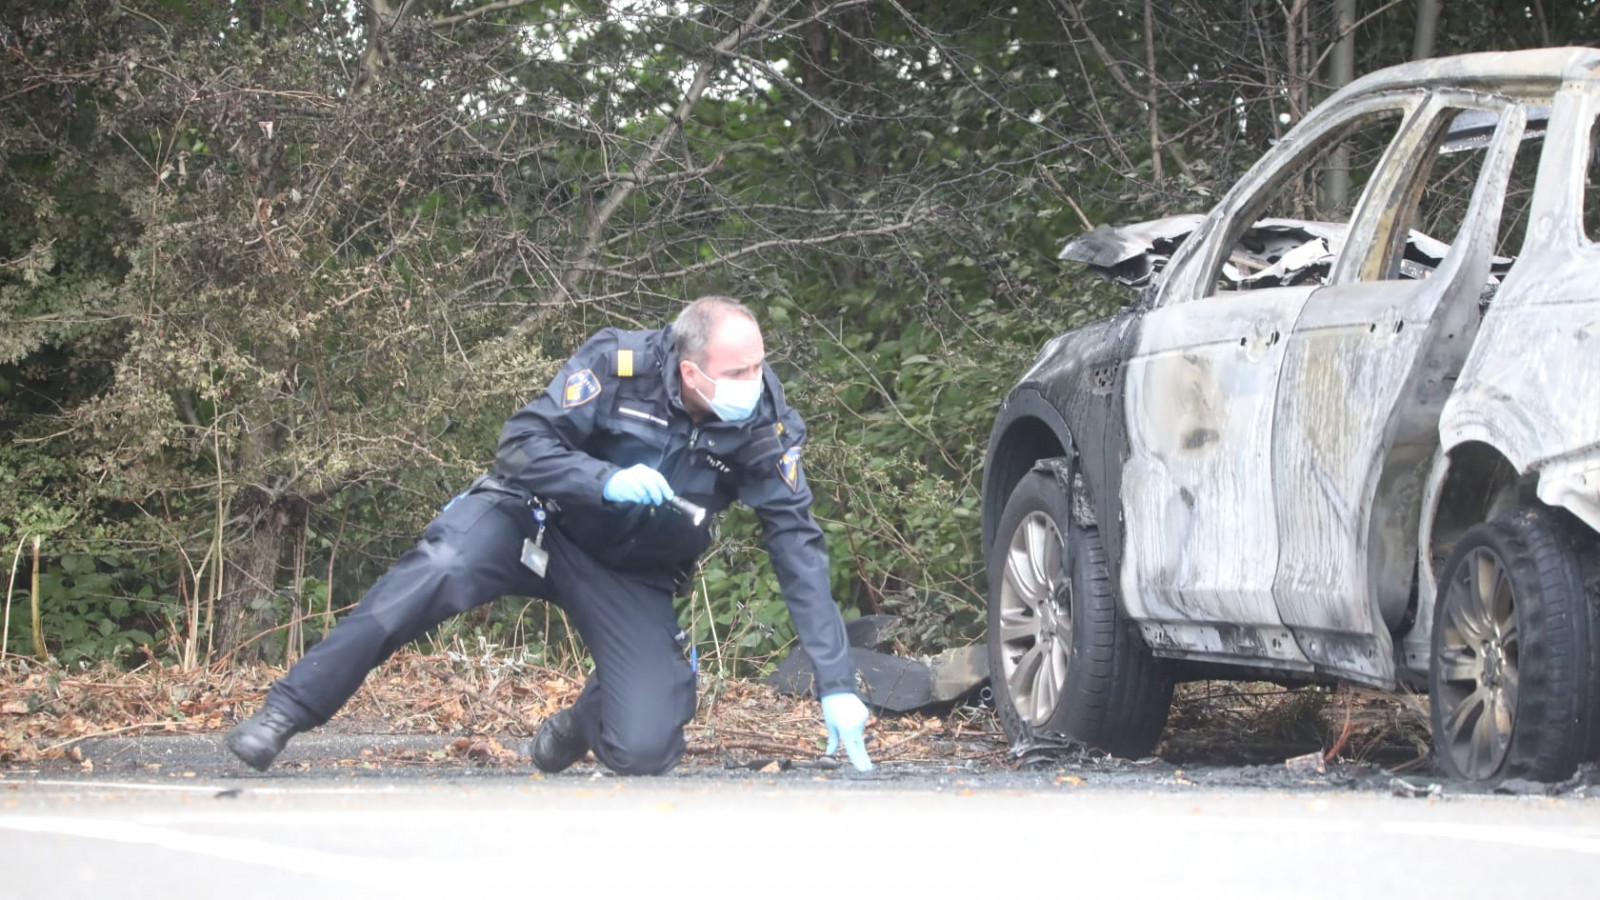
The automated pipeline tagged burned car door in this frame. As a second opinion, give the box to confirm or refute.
[1270,93,1534,686]
[1120,288,1310,669]
[1437,87,1600,542]
[1119,94,1419,673]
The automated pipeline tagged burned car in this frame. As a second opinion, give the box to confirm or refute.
[982,48,1600,782]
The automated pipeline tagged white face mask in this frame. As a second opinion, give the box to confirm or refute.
[689,362,763,422]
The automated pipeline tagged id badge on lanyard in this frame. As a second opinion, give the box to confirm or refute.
[520,505,549,577]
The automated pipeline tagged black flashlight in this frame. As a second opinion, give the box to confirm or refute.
[668,496,706,526]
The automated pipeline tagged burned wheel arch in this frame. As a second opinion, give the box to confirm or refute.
[982,392,1072,560]
[1406,441,1535,674]
[1427,442,1527,578]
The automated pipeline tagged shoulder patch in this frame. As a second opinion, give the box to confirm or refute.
[562,368,603,408]
[777,446,802,492]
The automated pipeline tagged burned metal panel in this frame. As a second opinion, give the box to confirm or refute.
[1404,448,1455,676]
[1444,288,1600,535]
[1056,215,1206,288]
[1062,217,1345,290]
[1061,215,1501,292]
[1118,286,1315,669]
[1269,284,1438,686]
[1438,84,1600,537]
[983,310,1142,579]
[1332,47,1598,107]
[1269,96,1524,687]
[1036,315,1142,581]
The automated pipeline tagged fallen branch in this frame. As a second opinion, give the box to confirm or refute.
[42,720,178,754]
[872,720,935,760]
[1324,689,1355,762]
[687,737,816,758]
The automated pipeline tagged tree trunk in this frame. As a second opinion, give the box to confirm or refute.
[356,0,412,92]
[1412,0,1441,60]
[1143,0,1163,183]
[211,500,292,663]
[210,385,294,663]
[1323,0,1357,212]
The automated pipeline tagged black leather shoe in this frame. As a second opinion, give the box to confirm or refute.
[226,704,301,771]
[532,707,589,773]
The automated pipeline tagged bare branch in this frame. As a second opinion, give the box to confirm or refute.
[429,0,547,28]
[504,0,776,341]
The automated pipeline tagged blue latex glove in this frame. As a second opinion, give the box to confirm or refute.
[603,464,675,506]
[820,692,873,771]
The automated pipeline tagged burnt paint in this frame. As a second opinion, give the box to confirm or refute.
[982,308,1143,581]
[979,304,1145,576]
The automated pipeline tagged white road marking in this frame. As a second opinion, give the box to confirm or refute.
[5,803,1595,858]
[4,779,234,794]
[1379,819,1600,856]
[7,778,419,796]
[0,816,411,883]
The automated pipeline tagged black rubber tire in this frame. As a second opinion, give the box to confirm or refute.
[986,470,1173,757]
[1430,505,1600,783]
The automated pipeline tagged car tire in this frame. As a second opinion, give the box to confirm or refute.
[986,469,1173,757]
[1430,505,1600,782]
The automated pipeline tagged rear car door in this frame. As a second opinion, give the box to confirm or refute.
[1270,92,1534,686]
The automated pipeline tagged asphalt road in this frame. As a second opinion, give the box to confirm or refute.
[2,734,1598,899]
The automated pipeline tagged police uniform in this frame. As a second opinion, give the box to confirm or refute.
[264,325,856,775]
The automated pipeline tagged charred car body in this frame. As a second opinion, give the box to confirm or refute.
[982,48,1600,782]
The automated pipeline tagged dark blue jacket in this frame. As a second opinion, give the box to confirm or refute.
[489,325,855,697]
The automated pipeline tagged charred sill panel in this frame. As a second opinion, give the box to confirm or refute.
[1139,621,1313,675]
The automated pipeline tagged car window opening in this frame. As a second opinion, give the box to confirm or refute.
[1213,108,1407,294]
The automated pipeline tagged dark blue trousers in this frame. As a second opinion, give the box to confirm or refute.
[266,492,697,775]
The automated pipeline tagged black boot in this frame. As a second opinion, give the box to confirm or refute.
[226,703,301,771]
[532,707,590,773]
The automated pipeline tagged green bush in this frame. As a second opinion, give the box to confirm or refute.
[13,552,163,666]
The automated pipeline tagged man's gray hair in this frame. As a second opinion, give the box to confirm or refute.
[672,295,757,364]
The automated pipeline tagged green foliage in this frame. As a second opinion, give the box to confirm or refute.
[679,507,806,676]
[2,0,1581,672]
[812,442,983,650]
[13,553,162,666]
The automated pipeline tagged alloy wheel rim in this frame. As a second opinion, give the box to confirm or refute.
[997,511,1073,727]
[1437,546,1520,780]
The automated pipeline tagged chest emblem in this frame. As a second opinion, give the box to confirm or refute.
[778,446,802,491]
[562,368,603,408]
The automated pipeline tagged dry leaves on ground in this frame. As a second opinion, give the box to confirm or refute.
[0,656,1433,772]
[0,651,1008,769]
